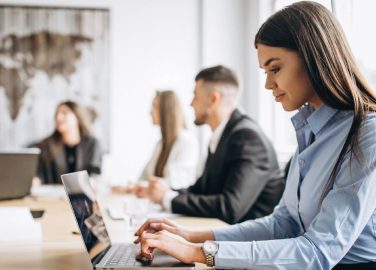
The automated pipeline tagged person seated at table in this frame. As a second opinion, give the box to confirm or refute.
[134,2,376,269]
[113,90,199,193]
[33,100,102,184]
[135,65,285,224]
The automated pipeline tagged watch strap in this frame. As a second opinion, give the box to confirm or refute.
[205,253,215,267]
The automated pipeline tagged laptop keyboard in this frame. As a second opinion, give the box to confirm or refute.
[105,244,143,267]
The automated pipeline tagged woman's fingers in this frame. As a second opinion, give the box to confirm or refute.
[137,232,161,260]
[134,186,147,197]
[134,219,156,236]
[133,219,164,244]
[137,230,197,264]
[161,218,179,227]
[135,218,172,236]
[134,218,182,243]
[134,230,156,244]
[149,222,177,234]
[136,252,153,261]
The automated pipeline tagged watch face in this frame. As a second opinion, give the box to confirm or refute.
[204,241,218,254]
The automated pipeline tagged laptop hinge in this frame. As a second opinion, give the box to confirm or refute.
[92,244,112,266]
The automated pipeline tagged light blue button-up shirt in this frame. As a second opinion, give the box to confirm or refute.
[213,105,376,269]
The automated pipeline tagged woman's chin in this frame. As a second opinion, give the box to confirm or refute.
[281,103,297,112]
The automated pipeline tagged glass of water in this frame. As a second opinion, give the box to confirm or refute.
[123,196,149,232]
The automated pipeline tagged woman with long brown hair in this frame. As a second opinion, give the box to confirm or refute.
[137,90,198,189]
[34,100,102,184]
[113,90,198,194]
[133,2,376,269]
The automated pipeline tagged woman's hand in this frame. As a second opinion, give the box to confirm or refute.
[136,230,206,264]
[111,185,129,194]
[32,177,41,187]
[134,218,193,243]
[134,218,215,244]
[133,184,149,198]
[147,177,169,204]
[111,184,136,194]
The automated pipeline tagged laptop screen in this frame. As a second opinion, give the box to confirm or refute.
[61,171,111,264]
[0,148,40,200]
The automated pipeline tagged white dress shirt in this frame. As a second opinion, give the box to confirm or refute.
[208,115,230,154]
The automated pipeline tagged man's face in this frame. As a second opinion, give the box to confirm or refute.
[191,79,212,125]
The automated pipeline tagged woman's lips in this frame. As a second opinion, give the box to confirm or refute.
[274,93,285,102]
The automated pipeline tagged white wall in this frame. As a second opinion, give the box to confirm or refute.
[108,0,201,183]
[0,0,273,183]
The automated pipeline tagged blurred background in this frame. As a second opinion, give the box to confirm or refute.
[0,0,375,183]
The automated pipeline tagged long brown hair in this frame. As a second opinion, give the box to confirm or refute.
[53,100,92,141]
[154,91,186,177]
[254,1,376,203]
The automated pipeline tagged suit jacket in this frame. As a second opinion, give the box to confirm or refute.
[34,135,102,184]
[171,109,285,224]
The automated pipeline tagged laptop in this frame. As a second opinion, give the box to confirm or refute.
[0,148,40,200]
[61,171,194,269]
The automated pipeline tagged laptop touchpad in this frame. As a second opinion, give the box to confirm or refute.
[151,250,194,268]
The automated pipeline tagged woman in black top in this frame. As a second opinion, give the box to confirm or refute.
[34,101,102,184]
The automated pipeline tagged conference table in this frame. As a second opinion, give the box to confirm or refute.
[0,187,227,270]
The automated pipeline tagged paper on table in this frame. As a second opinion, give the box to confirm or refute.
[0,207,42,243]
[106,202,182,220]
[31,185,67,198]
[147,203,182,219]
[147,211,182,219]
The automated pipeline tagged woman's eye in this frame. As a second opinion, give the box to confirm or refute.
[270,67,280,74]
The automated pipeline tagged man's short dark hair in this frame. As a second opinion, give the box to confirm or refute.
[195,65,239,88]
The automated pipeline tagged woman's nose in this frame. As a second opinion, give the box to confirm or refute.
[264,75,275,90]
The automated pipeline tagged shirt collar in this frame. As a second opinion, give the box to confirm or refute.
[209,115,231,153]
[291,104,338,135]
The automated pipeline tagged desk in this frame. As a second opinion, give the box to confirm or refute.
[0,193,227,270]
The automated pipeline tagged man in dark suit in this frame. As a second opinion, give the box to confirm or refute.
[140,65,285,224]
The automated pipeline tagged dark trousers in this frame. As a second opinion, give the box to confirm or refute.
[333,262,376,270]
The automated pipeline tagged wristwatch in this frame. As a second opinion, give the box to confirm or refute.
[202,240,219,267]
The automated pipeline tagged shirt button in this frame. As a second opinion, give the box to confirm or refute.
[299,159,305,165]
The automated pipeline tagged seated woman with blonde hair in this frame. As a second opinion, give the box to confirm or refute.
[114,90,199,194]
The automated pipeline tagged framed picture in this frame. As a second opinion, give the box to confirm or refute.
[0,5,110,151]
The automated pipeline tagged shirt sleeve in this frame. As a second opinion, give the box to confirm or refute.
[162,190,179,212]
[213,200,301,242]
[213,121,376,270]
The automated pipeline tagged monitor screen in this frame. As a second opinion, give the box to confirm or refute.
[61,171,111,264]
